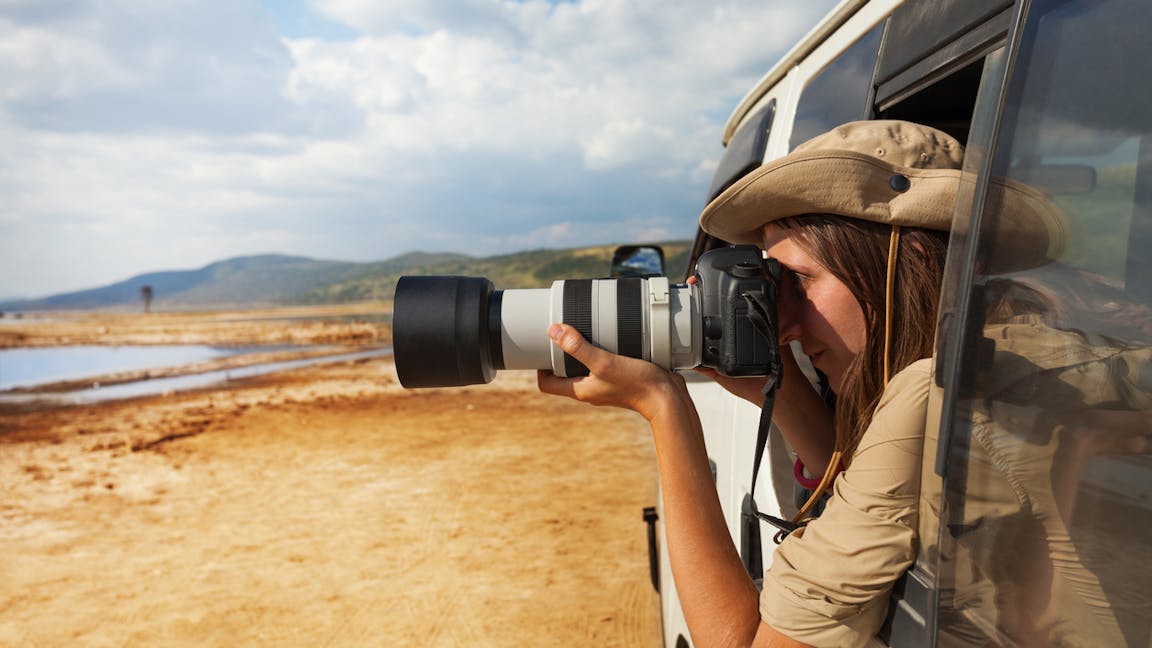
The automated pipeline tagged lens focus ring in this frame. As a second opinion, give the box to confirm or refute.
[616,278,644,359]
[562,280,593,377]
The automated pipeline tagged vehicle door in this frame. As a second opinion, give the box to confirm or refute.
[928,0,1152,645]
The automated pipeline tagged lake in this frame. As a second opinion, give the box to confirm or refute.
[0,345,391,404]
[0,345,283,391]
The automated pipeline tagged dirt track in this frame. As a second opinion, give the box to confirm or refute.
[0,313,662,646]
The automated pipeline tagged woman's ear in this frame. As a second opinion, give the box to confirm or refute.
[907,236,935,267]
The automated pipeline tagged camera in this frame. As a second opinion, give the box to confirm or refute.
[392,245,780,388]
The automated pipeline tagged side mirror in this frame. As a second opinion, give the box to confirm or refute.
[610,245,665,277]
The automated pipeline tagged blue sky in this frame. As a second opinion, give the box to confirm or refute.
[0,0,839,298]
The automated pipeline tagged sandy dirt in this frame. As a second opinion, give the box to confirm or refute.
[0,304,392,349]
[0,309,663,646]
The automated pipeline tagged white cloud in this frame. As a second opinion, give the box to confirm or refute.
[0,19,132,102]
[582,118,672,170]
[0,0,840,297]
[312,0,513,37]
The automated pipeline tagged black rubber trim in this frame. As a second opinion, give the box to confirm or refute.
[488,290,505,370]
[616,278,644,360]
[562,280,593,377]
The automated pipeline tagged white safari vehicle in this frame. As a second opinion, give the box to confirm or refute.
[641,0,1152,645]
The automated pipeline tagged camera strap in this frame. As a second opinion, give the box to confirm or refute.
[739,290,800,541]
[751,372,801,544]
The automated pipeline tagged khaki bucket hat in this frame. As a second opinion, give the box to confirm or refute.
[699,120,1067,270]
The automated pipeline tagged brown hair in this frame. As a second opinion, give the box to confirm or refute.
[776,215,949,461]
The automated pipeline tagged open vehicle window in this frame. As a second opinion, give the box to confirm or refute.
[938,0,1152,645]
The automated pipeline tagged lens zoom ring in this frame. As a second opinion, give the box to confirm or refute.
[562,280,593,377]
[616,278,643,359]
[487,290,505,370]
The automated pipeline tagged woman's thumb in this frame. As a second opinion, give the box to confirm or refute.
[548,323,585,357]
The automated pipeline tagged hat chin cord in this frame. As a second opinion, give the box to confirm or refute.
[771,225,902,543]
[884,225,900,385]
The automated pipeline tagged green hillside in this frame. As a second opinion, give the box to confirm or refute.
[2,243,693,310]
[300,241,692,303]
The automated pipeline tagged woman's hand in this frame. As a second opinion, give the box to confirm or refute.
[698,341,837,476]
[694,367,773,405]
[537,323,689,423]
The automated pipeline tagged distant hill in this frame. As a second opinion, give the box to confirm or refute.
[0,255,364,311]
[0,243,692,311]
[301,241,693,305]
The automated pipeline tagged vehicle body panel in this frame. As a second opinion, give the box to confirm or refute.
[655,1,1152,646]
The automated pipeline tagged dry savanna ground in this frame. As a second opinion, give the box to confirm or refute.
[0,308,662,646]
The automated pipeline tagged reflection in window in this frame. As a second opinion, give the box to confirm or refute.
[938,0,1152,646]
[789,25,882,150]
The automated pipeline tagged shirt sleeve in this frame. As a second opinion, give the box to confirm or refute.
[760,358,931,647]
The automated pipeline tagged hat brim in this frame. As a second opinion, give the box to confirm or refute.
[699,150,962,246]
[699,150,1068,273]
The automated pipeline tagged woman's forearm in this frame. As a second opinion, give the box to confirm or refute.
[537,324,807,647]
[647,399,763,647]
[702,349,836,476]
[648,398,814,648]
[769,351,836,476]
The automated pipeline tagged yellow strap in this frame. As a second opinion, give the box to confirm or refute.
[792,450,843,526]
[789,225,901,530]
[884,225,901,385]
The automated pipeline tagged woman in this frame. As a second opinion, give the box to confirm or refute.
[539,120,964,647]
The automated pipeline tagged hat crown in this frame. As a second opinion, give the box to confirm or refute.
[699,119,1066,273]
[796,120,965,171]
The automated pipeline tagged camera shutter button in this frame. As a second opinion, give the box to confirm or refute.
[731,262,761,278]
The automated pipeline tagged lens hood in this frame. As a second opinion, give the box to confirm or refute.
[393,276,499,387]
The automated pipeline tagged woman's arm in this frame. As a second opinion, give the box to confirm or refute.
[538,324,810,648]
[699,346,836,477]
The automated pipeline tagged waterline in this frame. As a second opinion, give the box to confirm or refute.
[0,348,391,405]
[0,345,294,391]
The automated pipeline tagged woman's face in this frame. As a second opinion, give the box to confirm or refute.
[762,223,866,393]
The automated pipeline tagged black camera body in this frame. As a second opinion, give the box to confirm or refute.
[695,245,780,376]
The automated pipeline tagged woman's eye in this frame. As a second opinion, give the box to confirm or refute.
[783,270,808,294]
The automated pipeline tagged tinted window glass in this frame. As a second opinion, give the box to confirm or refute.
[938,1,1152,645]
[707,100,775,202]
[789,25,883,150]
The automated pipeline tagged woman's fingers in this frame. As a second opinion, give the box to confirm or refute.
[547,323,583,355]
[537,368,575,399]
[691,365,770,405]
[547,323,609,373]
[540,323,671,411]
[537,324,697,424]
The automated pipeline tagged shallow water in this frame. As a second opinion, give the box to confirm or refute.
[0,345,285,391]
[0,348,391,404]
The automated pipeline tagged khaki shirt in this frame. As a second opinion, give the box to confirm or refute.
[760,358,931,647]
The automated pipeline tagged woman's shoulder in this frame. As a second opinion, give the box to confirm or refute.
[877,358,933,410]
[856,358,933,453]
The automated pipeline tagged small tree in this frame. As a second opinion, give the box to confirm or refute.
[141,285,154,313]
